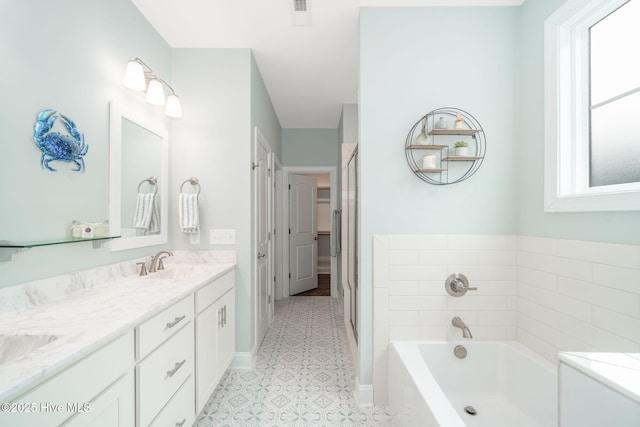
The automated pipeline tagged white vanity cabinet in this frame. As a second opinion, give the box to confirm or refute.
[0,264,236,427]
[195,270,235,414]
[5,331,134,427]
[136,295,194,427]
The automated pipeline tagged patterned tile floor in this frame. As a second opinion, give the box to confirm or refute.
[194,296,393,427]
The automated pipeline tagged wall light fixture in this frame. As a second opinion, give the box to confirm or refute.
[123,58,182,118]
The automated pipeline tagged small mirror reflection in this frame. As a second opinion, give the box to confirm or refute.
[120,118,163,237]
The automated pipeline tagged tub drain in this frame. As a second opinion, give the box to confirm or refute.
[464,406,477,416]
[454,345,467,359]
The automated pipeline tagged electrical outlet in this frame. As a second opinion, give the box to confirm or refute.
[210,229,235,245]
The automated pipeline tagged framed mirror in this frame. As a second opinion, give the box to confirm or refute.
[109,100,168,251]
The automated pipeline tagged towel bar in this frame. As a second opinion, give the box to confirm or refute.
[180,177,201,195]
[137,177,158,195]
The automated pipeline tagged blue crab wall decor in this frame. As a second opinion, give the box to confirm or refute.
[33,109,88,172]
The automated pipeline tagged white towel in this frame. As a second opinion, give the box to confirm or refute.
[179,193,199,233]
[133,193,160,234]
[148,197,160,234]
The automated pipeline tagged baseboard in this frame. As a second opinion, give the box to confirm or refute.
[354,377,374,407]
[230,346,258,369]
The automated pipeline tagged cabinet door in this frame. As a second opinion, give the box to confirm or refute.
[217,288,235,374]
[2,332,133,427]
[195,300,220,414]
[63,372,134,427]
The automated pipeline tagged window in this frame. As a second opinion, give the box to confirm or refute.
[544,0,640,212]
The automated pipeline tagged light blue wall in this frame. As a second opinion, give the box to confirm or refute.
[359,7,519,384]
[517,0,640,245]
[251,55,283,160]
[171,49,254,352]
[281,128,340,167]
[171,49,282,354]
[0,0,172,287]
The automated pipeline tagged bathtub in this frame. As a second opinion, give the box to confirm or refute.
[388,341,557,427]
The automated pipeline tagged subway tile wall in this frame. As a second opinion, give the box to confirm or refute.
[517,236,640,362]
[373,235,640,405]
[373,235,518,405]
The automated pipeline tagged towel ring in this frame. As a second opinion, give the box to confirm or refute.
[180,177,201,195]
[137,177,158,195]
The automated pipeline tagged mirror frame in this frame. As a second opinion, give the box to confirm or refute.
[109,100,169,251]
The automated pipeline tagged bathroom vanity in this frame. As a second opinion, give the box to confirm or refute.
[0,257,235,427]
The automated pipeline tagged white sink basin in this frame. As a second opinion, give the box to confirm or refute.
[0,334,58,366]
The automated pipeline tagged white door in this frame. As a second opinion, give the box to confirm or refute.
[256,130,271,346]
[289,174,318,295]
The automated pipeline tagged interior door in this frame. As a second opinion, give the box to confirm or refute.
[256,132,270,345]
[289,174,318,295]
[347,149,358,339]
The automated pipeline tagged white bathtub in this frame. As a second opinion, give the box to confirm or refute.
[388,341,557,427]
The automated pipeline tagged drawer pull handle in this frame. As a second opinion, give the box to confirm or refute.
[166,315,186,329]
[176,419,186,427]
[166,359,186,378]
[223,305,227,326]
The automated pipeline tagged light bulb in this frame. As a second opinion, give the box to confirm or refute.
[145,79,165,106]
[123,60,146,91]
[165,94,183,118]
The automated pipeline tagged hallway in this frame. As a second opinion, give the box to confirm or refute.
[194,296,392,426]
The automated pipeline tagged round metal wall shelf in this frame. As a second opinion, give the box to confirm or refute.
[405,107,486,185]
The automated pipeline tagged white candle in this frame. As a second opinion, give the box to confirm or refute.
[422,155,436,169]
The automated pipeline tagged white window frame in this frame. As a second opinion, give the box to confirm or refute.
[544,0,640,212]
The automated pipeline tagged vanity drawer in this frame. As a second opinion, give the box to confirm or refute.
[195,270,234,314]
[136,294,193,360]
[137,322,194,427]
[149,375,194,427]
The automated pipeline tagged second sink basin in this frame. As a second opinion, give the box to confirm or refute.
[0,334,59,366]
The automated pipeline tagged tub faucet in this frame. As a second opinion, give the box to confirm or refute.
[452,316,473,339]
[149,250,174,272]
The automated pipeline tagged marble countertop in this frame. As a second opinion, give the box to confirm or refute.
[559,351,640,404]
[0,260,235,401]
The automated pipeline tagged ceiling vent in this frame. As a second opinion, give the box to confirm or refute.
[292,0,311,26]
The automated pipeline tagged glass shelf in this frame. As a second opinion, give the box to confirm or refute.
[0,236,121,262]
[0,236,120,249]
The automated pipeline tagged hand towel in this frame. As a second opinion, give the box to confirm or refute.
[133,193,159,234]
[148,196,160,234]
[179,193,199,233]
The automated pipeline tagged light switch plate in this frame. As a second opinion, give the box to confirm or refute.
[210,229,235,245]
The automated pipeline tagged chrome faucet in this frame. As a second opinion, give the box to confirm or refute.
[452,316,473,339]
[149,250,174,273]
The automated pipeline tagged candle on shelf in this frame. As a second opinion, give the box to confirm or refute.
[422,155,436,169]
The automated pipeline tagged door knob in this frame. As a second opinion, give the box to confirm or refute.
[258,252,266,259]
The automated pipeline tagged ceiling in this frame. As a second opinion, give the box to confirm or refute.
[131,0,524,128]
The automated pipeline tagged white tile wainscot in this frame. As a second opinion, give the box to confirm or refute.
[374,234,640,406]
[373,235,518,405]
[517,236,640,363]
[0,253,236,426]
